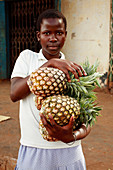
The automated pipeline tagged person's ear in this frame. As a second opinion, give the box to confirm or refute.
[36,31,40,41]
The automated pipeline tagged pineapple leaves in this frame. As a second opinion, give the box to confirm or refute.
[79,97,102,127]
[80,86,88,94]
[82,59,99,75]
[67,59,102,127]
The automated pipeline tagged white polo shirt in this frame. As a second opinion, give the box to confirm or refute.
[11,49,81,149]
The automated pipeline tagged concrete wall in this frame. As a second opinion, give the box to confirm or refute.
[61,0,111,75]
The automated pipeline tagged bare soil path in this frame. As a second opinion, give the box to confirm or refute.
[0,80,113,170]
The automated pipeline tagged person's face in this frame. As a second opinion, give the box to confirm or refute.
[37,18,67,60]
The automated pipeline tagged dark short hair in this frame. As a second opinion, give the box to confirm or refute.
[36,9,67,31]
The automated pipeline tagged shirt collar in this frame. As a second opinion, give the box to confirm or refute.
[38,49,65,60]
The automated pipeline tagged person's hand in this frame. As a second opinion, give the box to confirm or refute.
[39,113,91,142]
[39,113,75,143]
[40,58,87,82]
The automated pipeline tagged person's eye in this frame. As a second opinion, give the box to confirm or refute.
[44,32,50,35]
[57,32,63,35]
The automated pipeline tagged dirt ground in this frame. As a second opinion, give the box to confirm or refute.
[0,80,113,170]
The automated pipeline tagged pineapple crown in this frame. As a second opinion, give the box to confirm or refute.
[65,59,102,127]
[66,59,103,99]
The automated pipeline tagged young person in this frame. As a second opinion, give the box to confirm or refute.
[10,9,91,170]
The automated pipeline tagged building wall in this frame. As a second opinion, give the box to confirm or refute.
[61,0,111,78]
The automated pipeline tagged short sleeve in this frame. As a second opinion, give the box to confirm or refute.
[11,50,31,78]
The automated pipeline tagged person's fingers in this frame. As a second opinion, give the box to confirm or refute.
[68,116,74,128]
[63,69,71,82]
[73,63,87,76]
[40,113,48,126]
[62,62,81,79]
[66,66,79,79]
[48,114,57,127]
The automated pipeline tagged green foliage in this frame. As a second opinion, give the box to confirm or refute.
[82,59,99,75]
[66,59,102,127]
[77,97,102,127]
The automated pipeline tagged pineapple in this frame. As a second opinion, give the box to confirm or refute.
[27,67,67,97]
[38,94,80,141]
[27,60,102,141]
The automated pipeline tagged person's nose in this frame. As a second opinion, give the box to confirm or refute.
[49,33,57,42]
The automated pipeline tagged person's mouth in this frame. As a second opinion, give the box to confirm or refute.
[48,45,59,50]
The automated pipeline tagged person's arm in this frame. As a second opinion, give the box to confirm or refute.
[74,123,91,141]
[40,113,91,143]
[10,76,30,102]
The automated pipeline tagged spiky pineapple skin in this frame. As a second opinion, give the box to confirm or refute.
[27,67,67,97]
[38,94,80,141]
[39,95,80,126]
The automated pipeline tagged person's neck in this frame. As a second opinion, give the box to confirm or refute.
[42,51,61,60]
